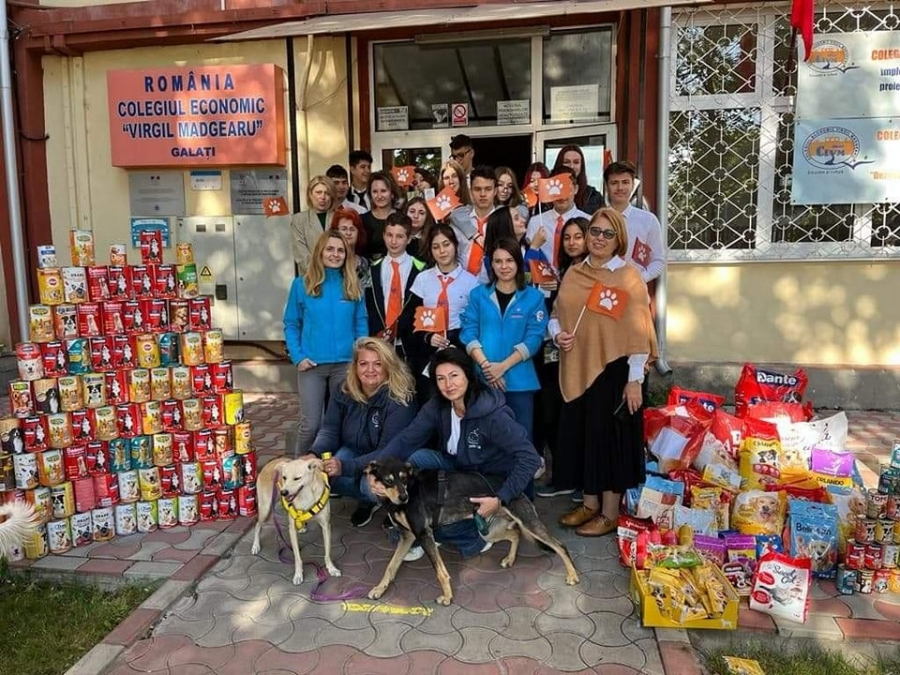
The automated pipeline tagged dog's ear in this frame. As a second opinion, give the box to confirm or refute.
[307,457,325,472]
[363,461,380,477]
[402,463,417,479]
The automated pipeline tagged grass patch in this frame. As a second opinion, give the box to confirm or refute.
[0,561,157,675]
[699,637,900,675]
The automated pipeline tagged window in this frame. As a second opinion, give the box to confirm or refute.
[542,29,614,124]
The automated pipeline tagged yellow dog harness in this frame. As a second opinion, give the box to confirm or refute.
[281,472,330,527]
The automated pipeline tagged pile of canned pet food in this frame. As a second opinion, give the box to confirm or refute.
[0,230,258,560]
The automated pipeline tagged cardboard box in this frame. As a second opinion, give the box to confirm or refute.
[630,564,739,630]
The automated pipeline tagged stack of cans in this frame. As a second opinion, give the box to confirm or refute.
[0,231,258,561]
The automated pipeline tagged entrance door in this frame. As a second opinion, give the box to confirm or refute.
[536,125,616,195]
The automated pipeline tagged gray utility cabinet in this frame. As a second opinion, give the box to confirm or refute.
[176,215,293,341]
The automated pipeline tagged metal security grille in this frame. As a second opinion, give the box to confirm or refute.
[669,3,900,260]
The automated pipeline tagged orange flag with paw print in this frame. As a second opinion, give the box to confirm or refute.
[391,165,416,188]
[263,196,289,217]
[413,306,448,333]
[522,185,538,209]
[538,174,574,202]
[426,187,461,222]
[586,282,629,320]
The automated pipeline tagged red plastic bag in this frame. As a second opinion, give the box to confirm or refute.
[734,363,808,418]
[667,387,726,413]
[644,402,713,473]
[747,401,814,424]
[617,515,659,568]
[710,409,743,461]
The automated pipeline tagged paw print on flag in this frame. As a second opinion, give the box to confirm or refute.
[414,305,447,333]
[422,310,437,327]
[632,238,652,268]
[397,169,410,184]
[546,179,564,197]
[391,165,416,188]
[427,187,461,221]
[263,196,288,217]
[598,289,618,311]
[436,194,452,211]
[586,282,629,320]
[538,174,573,202]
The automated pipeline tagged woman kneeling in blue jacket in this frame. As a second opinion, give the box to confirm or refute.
[460,237,548,439]
[370,347,540,560]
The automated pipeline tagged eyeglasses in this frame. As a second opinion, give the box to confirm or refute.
[450,148,472,161]
[588,227,617,240]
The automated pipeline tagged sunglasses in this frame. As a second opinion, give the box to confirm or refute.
[588,227,617,240]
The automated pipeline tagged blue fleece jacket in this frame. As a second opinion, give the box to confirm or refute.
[374,388,540,504]
[283,269,368,365]
[310,386,417,473]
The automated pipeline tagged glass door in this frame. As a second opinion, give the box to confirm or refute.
[536,125,617,195]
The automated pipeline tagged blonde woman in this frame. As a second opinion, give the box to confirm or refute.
[292,175,338,275]
[440,160,472,207]
[284,231,368,457]
[314,337,417,526]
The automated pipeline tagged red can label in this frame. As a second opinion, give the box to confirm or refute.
[108,266,133,300]
[141,299,167,333]
[240,452,257,484]
[87,266,111,302]
[866,543,884,570]
[77,303,104,337]
[218,488,237,520]
[85,440,109,475]
[22,416,49,452]
[199,490,217,521]
[238,483,257,517]
[41,342,68,377]
[116,403,142,438]
[846,540,866,570]
[123,300,145,335]
[189,297,212,332]
[191,365,213,397]
[211,361,233,394]
[133,265,154,300]
[173,430,194,463]
[102,301,126,335]
[90,336,115,372]
[71,409,95,442]
[154,265,177,299]
[114,334,137,369]
[140,231,163,265]
[159,465,179,497]
[63,444,89,481]
[93,473,120,507]
[202,394,224,429]
[105,370,129,406]
[194,429,215,462]
[161,399,182,432]
[214,427,232,458]
[201,459,222,491]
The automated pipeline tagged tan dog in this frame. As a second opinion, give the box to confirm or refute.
[252,457,341,585]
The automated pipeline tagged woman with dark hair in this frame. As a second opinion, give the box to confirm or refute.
[551,145,604,215]
[405,196,435,261]
[362,171,402,260]
[332,208,371,288]
[413,167,437,196]
[399,223,479,404]
[368,347,541,560]
[495,166,524,209]
[460,238,547,439]
[522,162,551,218]
[440,160,472,207]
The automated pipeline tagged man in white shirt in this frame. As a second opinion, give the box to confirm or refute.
[604,160,666,286]
[348,150,373,211]
[326,165,366,214]
[525,167,590,281]
[450,165,497,282]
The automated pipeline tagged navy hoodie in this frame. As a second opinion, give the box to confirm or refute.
[312,387,417,473]
[375,388,540,504]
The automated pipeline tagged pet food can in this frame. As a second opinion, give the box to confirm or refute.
[8,380,34,418]
[93,473,119,507]
[110,244,127,266]
[87,266,110,302]
[57,375,82,412]
[878,518,895,544]
[24,523,49,560]
[76,302,103,337]
[201,394,222,428]
[116,334,137,369]
[46,412,73,449]
[108,265,133,300]
[63,444,88,481]
[13,452,39,490]
[178,493,199,526]
[152,433,173,467]
[875,568,891,594]
[173,431,193,463]
[223,391,243,426]
[239,452,256,484]
[189,297,211,331]
[154,265,176,299]
[141,401,163,435]
[28,305,55,343]
[180,332,204,366]
[136,333,161,369]
[32,379,59,416]
[42,341,67,377]
[38,449,65,487]
[102,302,125,337]
[859,569,875,594]
[50,482,75,519]
[16,343,44,382]
[0,418,22,454]
[180,462,203,495]
[94,406,118,442]
[855,516,877,544]
[221,455,242,490]
[88,335,114,374]
[69,229,95,266]
[116,403,142,438]
[866,543,884,570]
[62,266,88,304]
[128,369,151,404]
[181,399,203,431]
[133,265,153,300]
[26,486,52,524]
[37,268,64,305]
[139,230,163,265]
[106,370,128,406]
[890,440,900,470]
[162,400,182,432]
[234,422,251,455]
[159,464,178,496]
[171,366,192,400]
[199,490,217,521]
[176,263,199,299]
[130,436,153,469]
[117,469,140,503]
[91,506,115,541]
[82,373,107,409]
[47,517,73,555]
[150,368,171,401]
[108,438,130,473]
[124,299,145,334]
[168,299,189,333]
[194,429,214,461]
[868,490,889,519]
[53,304,79,340]
[201,459,221,492]
[86,441,108,476]
[192,365,212,398]
[157,332,180,366]
[114,503,137,536]
[891,569,900,594]
[138,467,162,501]
[204,329,224,364]
[836,564,857,595]
[37,244,58,268]
[238,483,257,517]
[212,360,233,394]
[73,476,97,513]
[71,409,94,443]
[0,453,14,492]
[65,337,92,374]
[71,511,93,547]
[213,427,233,459]
[176,242,194,265]
[217,488,236,520]
[158,496,179,528]
[136,500,158,533]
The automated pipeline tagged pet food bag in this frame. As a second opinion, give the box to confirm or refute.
[667,387,726,413]
[750,552,812,623]
[739,418,783,490]
[826,485,868,553]
[732,490,787,536]
[788,499,839,579]
[734,363,808,418]
[805,412,851,485]
[723,657,766,675]
[644,402,713,473]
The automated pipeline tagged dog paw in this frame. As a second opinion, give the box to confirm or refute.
[500,555,515,569]
[435,595,453,606]
[250,542,260,555]
[369,585,387,600]
[292,573,304,585]
[327,565,342,578]
[566,573,580,586]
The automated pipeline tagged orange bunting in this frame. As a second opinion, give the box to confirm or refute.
[426,187,461,222]
[413,305,448,333]
[528,259,558,284]
[585,281,629,320]
[263,196,289,217]
[391,165,416,188]
[538,174,574,203]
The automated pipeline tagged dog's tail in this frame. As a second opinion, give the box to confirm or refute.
[0,502,39,560]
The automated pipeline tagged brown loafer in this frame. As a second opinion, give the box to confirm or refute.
[576,514,617,537]
[559,505,598,528]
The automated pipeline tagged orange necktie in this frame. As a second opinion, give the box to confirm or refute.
[465,216,488,275]
[436,274,455,328]
[385,260,402,331]
[553,214,565,270]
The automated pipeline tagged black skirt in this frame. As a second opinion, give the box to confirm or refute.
[555,356,645,495]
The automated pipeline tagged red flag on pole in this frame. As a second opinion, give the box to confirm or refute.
[791,0,814,62]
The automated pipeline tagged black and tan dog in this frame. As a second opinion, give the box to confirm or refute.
[364,458,579,606]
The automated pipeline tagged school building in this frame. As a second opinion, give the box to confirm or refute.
[1,0,897,407]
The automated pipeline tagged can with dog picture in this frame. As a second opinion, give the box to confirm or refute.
[24,523,49,559]
[136,500,158,533]
[0,453,14,492]
[114,503,137,536]
[28,305,55,343]
[13,452,39,490]
[50,482,75,519]
[238,483,257,517]
[71,511,93,547]
[92,506,115,541]
[178,493,199,526]
[138,467,162,501]
[8,381,34,418]
[158,496,179,528]
[26,486,52,524]
[16,343,44,382]
[47,518,73,555]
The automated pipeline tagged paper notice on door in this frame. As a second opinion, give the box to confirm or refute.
[377,106,409,131]
[550,84,599,122]
[497,100,530,125]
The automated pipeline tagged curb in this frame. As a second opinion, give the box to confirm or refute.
[655,628,705,675]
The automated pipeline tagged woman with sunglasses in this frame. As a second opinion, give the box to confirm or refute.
[550,208,657,537]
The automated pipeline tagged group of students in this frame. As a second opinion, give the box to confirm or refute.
[283,138,662,560]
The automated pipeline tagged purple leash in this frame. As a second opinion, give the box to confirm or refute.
[269,470,370,602]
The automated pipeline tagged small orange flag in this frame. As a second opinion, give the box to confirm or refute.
[522,185,538,209]
[263,196,288,217]
[391,165,416,188]
[585,281,629,320]
[426,187,461,222]
[538,174,574,203]
[413,306,448,333]
[632,237,652,269]
[603,149,614,170]
[528,259,558,284]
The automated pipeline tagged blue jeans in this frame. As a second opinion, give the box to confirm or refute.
[503,391,535,441]
[330,446,376,505]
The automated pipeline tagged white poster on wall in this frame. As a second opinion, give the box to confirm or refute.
[377,106,409,131]
[550,84,599,122]
[497,100,530,125]
[790,117,900,204]
[798,32,900,119]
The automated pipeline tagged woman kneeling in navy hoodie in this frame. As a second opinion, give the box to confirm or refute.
[369,347,540,560]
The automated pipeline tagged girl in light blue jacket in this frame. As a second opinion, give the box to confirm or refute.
[284,230,368,456]
[460,238,548,440]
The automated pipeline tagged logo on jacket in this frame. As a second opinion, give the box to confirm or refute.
[371,411,381,429]
[466,429,482,450]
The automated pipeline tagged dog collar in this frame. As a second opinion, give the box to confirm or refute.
[281,472,330,527]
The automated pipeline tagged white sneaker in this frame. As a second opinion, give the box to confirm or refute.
[404,545,424,562]
[534,457,546,480]
[480,541,493,554]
